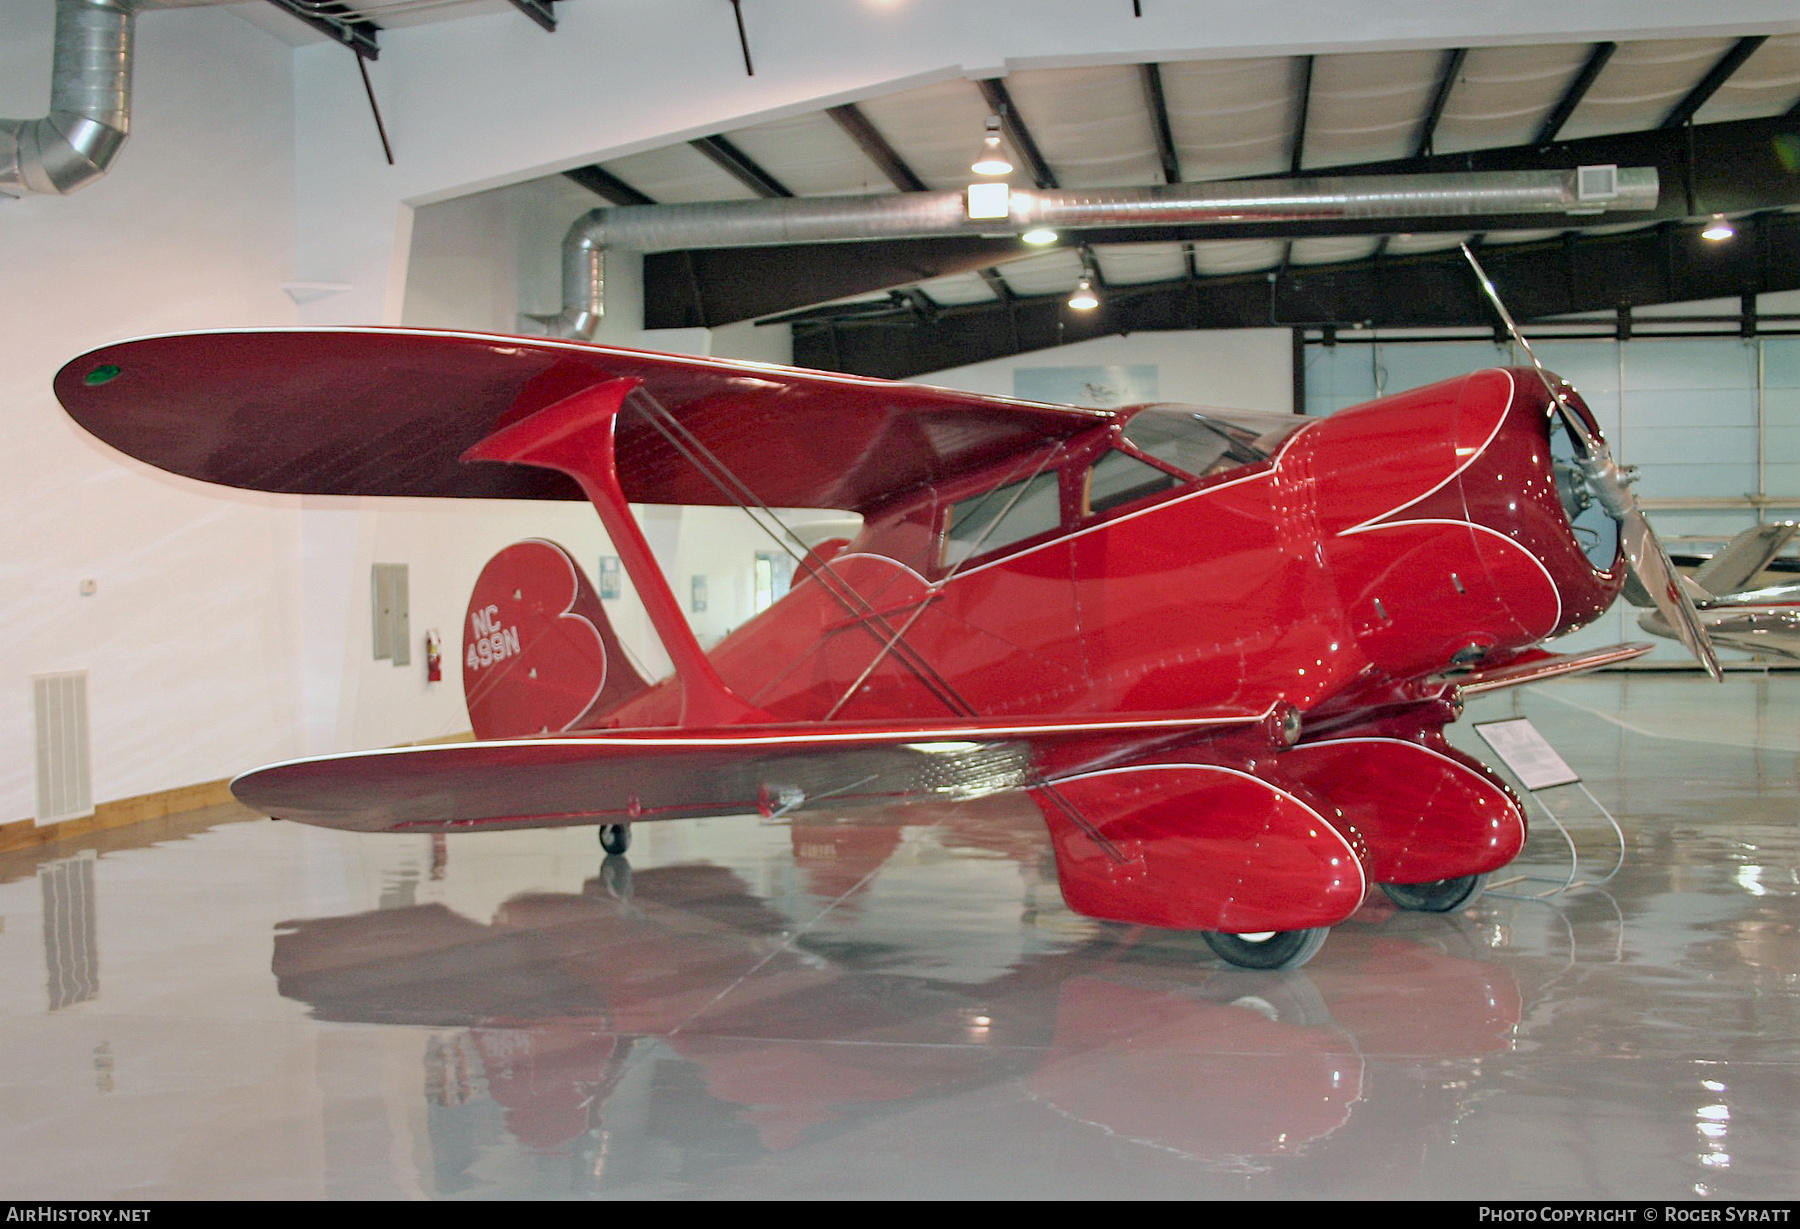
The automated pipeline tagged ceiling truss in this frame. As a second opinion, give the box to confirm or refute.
[790,212,1800,379]
[643,115,1800,331]
[525,34,1800,375]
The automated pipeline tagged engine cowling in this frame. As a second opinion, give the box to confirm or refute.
[1292,367,1623,681]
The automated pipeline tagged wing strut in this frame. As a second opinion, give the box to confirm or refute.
[620,383,983,718]
[821,437,1071,719]
[464,377,764,727]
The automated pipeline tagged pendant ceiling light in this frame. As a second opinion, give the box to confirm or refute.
[971,115,1013,177]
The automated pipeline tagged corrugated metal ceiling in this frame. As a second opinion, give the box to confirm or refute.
[562,33,1799,315]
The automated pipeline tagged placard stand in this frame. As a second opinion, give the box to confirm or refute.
[1474,718,1625,900]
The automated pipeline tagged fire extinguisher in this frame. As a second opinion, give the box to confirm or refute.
[425,629,443,682]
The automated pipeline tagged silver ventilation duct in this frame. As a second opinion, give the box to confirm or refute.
[534,166,1658,339]
[0,0,238,199]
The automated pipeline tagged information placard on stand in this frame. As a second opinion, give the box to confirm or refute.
[1474,718,1581,791]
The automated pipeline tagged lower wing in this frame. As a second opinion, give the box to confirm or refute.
[235,710,1274,834]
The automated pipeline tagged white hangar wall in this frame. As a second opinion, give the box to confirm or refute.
[0,4,305,825]
[926,330,1295,413]
[5,0,1796,824]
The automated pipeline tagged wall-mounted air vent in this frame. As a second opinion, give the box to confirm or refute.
[33,671,93,825]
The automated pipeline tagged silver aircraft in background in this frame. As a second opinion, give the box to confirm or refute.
[1640,522,1800,660]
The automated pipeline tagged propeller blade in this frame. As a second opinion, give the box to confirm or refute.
[1620,507,1724,681]
[1460,244,1723,681]
[1459,245,1597,449]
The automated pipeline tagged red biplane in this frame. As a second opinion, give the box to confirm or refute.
[54,276,1717,969]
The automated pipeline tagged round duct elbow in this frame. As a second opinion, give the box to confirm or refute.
[0,0,139,198]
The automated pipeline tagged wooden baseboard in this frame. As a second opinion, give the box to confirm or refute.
[1,731,476,857]
[2,778,238,855]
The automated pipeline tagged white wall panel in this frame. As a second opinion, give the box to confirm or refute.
[926,329,1294,415]
[0,6,304,823]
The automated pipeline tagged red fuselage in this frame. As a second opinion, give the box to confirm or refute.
[617,367,1621,733]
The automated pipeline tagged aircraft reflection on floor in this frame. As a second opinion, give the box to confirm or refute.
[272,801,1522,1190]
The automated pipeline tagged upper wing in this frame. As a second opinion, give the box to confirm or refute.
[55,328,1111,514]
[231,709,1274,834]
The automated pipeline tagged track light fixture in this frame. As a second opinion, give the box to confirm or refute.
[1068,275,1099,311]
[1701,214,1735,242]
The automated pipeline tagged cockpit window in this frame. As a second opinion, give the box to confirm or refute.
[944,472,1061,567]
[1086,448,1177,515]
[1121,406,1301,479]
[1121,409,1263,478]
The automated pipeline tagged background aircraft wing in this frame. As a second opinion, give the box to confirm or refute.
[233,709,1273,834]
[1691,522,1799,597]
[56,328,1111,513]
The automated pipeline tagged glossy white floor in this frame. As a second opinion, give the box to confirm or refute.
[2,674,1796,1200]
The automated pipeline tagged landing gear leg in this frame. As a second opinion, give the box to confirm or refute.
[1201,927,1329,970]
[599,823,631,856]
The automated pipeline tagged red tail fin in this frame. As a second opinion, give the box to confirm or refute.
[463,539,650,739]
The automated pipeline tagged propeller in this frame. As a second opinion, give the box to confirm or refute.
[1460,244,1722,681]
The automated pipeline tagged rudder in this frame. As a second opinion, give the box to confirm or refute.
[463,539,650,738]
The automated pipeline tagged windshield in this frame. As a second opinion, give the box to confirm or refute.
[1121,405,1303,480]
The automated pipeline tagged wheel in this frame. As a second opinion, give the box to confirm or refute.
[1201,927,1329,970]
[1380,872,1488,913]
[598,823,631,856]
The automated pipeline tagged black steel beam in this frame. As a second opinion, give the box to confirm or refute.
[646,115,1800,328]
[1291,55,1315,173]
[978,267,1016,301]
[897,287,939,319]
[504,0,556,32]
[791,213,1800,378]
[1534,42,1615,145]
[826,104,928,193]
[1414,48,1467,158]
[690,135,792,198]
[1663,36,1768,128]
[1140,64,1181,184]
[263,1,379,59]
[976,79,1058,189]
[564,164,656,206]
